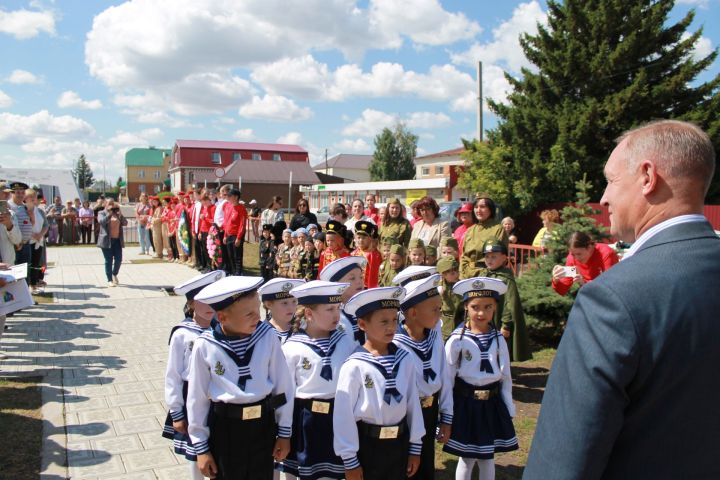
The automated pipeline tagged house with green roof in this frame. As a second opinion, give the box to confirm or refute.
[125,147,171,200]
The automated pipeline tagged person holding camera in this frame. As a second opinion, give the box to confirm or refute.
[551,231,619,296]
[96,198,127,287]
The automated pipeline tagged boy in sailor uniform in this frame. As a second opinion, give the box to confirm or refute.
[318,256,367,345]
[163,270,226,480]
[188,276,295,480]
[279,281,357,480]
[394,274,453,479]
[258,278,305,342]
[333,287,425,480]
[391,265,437,287]
[443,278,518,480]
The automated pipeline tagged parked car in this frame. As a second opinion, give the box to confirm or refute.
[314,205,331,226]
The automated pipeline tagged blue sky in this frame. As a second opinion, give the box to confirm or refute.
[0,0,717,184]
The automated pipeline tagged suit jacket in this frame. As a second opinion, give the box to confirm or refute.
[96,210,128,249]
[524,221,720,480]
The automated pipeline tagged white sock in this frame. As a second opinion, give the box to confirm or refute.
[477,458,495,480]
[455,457,477,480]
[189,461,204,480]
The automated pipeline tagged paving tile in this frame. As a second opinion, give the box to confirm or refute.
[122,447,178,472]
[114,417,161,436]
[155,464,195,480]
[114,381,155,394]
[106,392,150,408]
[121,403,166,419]
[92,434,144,455]
[66,422,116,443]
[139,431,171,450]
[78,407,126,424]
[69,454,125,478]
[104,472,158,480]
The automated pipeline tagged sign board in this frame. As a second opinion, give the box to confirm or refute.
[405,189,427,205]
[214,167,225,178]
[317,185,326,190]
[0,263,32,316]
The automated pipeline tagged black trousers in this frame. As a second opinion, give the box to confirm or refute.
[357,422,409,480]
[199,233,209,269]
[29,245,45,286]
[168,234,179,259]
[225,235,244,276]
[209,404,277,480]
[193,233,203,268]
[409,398,439,480]
[216,229,230,273]
[79,224,92,244]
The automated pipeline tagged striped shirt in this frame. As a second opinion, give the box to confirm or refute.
[622,214,707,260]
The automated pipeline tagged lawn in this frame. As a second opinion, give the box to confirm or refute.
[0,377,44,480]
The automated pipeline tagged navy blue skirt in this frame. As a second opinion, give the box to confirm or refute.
[281,397,345,480]
[161,381,197,461]
[443,379,518,459]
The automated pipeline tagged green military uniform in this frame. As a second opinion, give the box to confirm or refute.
[436,256,463,341]
[459,219,507,279]
[299,250,320,281]
[379,219,412,248]
[379,244,406,286]
[425,244,437,266]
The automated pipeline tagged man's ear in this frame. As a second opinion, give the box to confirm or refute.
[640,160,658,196]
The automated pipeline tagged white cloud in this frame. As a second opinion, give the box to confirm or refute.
[7,69,41,84]
[677,0,709,7]
[450,64,512,111]
[0,89,11,108]
[108,128,163,146]
[341,109,455,137]
[0,7,55,39]
[233,128,256,141]
[57,90,103,110]
[0,110,95,143]
[239,95,312,122]
[135,111,196,128]
[681,32,714,61]
[276,132,303,145]
[451,1,547,73]
[333,138,371,153]
[405,112,451,129]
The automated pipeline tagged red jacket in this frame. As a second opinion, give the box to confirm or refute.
[224,203,247,238]
[199,204,215,233]
[352,248,382,288]
[552,243,620,295]
[318,246,350,278]
[161,206,177,235]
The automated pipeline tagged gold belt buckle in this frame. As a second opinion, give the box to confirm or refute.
[420,396,434,408]
[311,400,330,414]
[473,390,490,400]
[242,405,262,420]
[378,426,399,439]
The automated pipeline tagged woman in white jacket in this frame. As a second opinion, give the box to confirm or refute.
[0,182,22,359]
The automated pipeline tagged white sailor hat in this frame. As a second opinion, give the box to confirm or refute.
[344,286,405,319]
[174,270,226,301]
[319,255,367,282]
[257,278,305,302]
[195,276,264,311]
[392,265,437,287]
[452,277,507,302]
[401,273,441,311]
[290,280,349,305]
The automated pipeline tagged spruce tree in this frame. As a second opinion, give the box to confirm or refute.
[72,154,94,190]
[472,0,719,212]
[369,123,418,181]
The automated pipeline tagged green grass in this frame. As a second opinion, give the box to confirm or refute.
[0,377,43,480]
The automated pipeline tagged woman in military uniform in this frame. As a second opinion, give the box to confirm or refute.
[459,197,507,279]
[378,198,411,248]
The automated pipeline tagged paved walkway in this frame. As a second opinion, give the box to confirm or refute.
[0,246,203,479]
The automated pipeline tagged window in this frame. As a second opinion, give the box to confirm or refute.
[252,152,262,161]
[139,184,146,193]
[138,170,145,179]
[435,166,444,174]
[233,153,242,162]
[211,152,221,164]
[154,170,161,180]
[421,167,430,176]
[154,185,161,193]
[272,153,281,161]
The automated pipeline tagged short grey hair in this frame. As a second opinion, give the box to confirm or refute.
[618,120,715,194]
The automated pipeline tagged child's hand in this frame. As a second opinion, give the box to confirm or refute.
[197,453,218,478]
[406,454,420,477]
[273,437,290,461]
[172,419,187,434]
[234,238,241,247]
[345,467,363,480]
[551,265,566,281]
[436,423,451,444]
[501,327,511,339]
[572,274,585,286]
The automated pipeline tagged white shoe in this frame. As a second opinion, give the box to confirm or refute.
[108,281,116,287]
[112,275,119,285]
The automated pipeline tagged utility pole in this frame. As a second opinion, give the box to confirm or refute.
[324,148,328,175]
[477,61,483,142]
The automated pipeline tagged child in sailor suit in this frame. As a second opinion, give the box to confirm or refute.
[280,280,357,480]
[188,276,295,480]
[319,256,367,346]
[333,287,425,480]
[258,277,304,343]
[163,271,225,480]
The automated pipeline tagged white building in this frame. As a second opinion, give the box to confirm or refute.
[0,167,81,202]
[312,154,372,182]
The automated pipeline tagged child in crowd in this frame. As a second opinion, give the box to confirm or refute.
[436,257,463,341]
[319,256,367,345]
[351,220,382,289]
[377,236,397,282]
[444,277,518,480]
[163,271,225,480]
[307,224,319,239]
[313,232,326,261]
[318,221,350,277]
[407,239,426,266]
[258,278,304,342]
[289,231,303,279]
[424,245,438,267]
[439,237,459,260]
[280,281,358,480]
[379,244,406,287]
[477,240,531,362]
[395,274,453,479]
[260,224,276,282]
[277,229,293,278]
[334,287,425,480]
[299,237,319,281]
[189,276,295,480]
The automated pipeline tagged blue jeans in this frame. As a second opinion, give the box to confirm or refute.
[137,225,150,253]
[101,238,123,281]
[15,242,32,283]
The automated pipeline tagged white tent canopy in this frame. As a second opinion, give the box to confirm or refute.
[0,168,82,202]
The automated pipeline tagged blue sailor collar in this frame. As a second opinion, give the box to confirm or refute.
[347,344,408,404]
[394,322,437,382]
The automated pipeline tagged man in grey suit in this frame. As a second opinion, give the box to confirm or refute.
[524,120,719,479]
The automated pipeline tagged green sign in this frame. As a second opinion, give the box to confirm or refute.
[318,185,326,190]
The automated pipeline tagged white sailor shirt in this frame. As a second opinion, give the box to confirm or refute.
[339,308,364,346]
[282,329,356,399]
[164,319,207,422]
[333,346,426,469]
[393,322,453,425]
[444,326,515,417]
[187,321,295,455]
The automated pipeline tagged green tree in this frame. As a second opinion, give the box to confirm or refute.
[369,123,418,181]
[466,0,719,212]
[72,154,94,190]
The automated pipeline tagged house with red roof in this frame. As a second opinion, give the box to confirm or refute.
[312,153,373,182]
